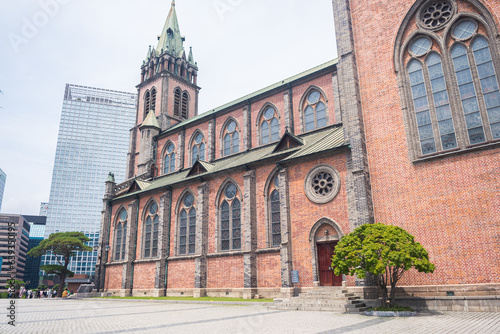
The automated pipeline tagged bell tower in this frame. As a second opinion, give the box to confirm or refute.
[126,0,200,179]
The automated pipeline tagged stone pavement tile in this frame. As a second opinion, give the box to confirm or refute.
[0,299,499,334]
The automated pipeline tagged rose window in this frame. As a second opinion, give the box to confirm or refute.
[421,1,453,30]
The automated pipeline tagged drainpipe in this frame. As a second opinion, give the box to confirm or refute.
[164,186,172,291]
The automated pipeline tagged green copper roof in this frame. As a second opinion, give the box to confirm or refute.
[157,1,184,56]
[159,59,338,137]
[115,125,346,200]
[141,110,160,129]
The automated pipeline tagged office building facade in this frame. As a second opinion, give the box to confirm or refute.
[42,84,136,277]
[0,168,6,212]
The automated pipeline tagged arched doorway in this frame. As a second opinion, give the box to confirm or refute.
[309,219,343,287]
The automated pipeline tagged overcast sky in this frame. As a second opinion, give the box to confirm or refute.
[0,0,337,215]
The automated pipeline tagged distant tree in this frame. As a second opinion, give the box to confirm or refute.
[331,223,435,307]
[27,232,92,297]
[6,279,26,290]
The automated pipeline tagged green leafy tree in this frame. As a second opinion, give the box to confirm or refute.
[331,223,435,307]
[27,232,92,297]
[6,279,26,290]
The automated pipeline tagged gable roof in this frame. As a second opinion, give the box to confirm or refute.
[272,130,304,153]
[113,125,347,200]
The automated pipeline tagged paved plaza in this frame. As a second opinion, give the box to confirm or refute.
[1,298,499,333]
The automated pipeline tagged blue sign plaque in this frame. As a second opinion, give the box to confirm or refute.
[291,270,299,284]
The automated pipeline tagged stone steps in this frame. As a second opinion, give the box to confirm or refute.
[269,287,367,313]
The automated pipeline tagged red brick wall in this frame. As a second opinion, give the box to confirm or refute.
[207,256,244,288]
[288,154,349,287]
[167,260,196,289]
[132,262,156,289]
[349,0,500,285]
[105,264,122,290]
[256,253,281,287]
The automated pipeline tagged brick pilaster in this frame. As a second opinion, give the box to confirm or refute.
[122,199,139,294]
[207,118,215,162]
[154,190,172,292]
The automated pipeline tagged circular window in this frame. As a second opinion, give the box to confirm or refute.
[227,121,236,133]
[149,202,158,215]
[304,165,341,204]
[120,210,127,221]
[410,37,432,57]
[225,183,237,199]
[453,20,477,40]
[420,1,454,30]
[184,194,194,207]
[195,133,203,144]
[308,91,321,104]
[264,107,275,120]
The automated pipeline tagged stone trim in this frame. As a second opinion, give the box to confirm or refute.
[297,85,331,133]
[278,168,293,288]
[186,129,207,167]
[155,190,171,290]
[255,247,280,254]
[177,130,185,170]
[194,182,209,289]
[243,170,257,291]
[133,258,160,264]
[255,102,281,146]
[308,218,344,286]
[332,0,374,231]
[331,73,342,124]
[167,255,201,261]
[160,140,176,175]
[394,1,500,160]
[243,103,252,151]
[262,166,281,248]
[207,119,215,162]
[214,178,244,253]
[304,164,341,204]
[173,188,197,257]
[283,89,294,134]
[207,250,248,258]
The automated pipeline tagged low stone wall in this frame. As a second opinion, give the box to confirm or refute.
[346,283,500,312]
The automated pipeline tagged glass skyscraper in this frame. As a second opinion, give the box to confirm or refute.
[0,168,6,212]
[42,84,136,277]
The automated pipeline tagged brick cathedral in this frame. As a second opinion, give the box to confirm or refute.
[97,0,500,307]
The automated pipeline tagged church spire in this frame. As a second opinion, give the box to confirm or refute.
[157,1,184,56]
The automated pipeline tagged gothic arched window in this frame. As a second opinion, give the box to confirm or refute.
[395,3,500,159]
[222,120,240,157]
[268,174,281,247]
[260,106,280,145]
[303,89,328,132]
[174,88,181,117]
[178,192,196,255]
[191,132,206,166]
[219,183,241,251]
[143,201,159,258]
[150,87,157,112]
[163,143,176,174]
[181,91,189,119]
[144,90,151,120]
[114,209,127,261]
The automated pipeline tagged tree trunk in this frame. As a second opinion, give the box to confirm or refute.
[57,272,66,298]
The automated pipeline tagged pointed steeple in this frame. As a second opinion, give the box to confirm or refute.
[188,46,194,65]
[157,1,185,57]
[140,110,160,130]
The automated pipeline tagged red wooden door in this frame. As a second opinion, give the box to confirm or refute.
[317,242,342,286]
